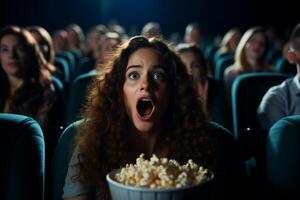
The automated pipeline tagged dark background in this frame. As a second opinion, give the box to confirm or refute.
[0,0,298,38]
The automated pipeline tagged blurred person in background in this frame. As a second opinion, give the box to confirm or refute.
[184,22,203,47]
[52,29,68,53]
[85,25,108,59]
[216,28,241,57]
[27,26,60,76]
[257,23,300,130]
[0,26,57,128]
[92,32,122,72]
[141,21,162,38]
[177,43,230,129]
[224,27,273,96]
[66,24,85,55]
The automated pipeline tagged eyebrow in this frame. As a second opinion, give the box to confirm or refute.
[126,65,142,72]
[126,64,165,72]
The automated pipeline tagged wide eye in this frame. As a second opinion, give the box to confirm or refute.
[153,71,166,81]
[128,71,140,80]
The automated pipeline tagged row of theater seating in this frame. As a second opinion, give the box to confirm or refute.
[204,45,296,82]
[1,113,299,200]
[214,55,295,82]
[54,51,95,86]
[62,69,293,128]
[56,45,296,92]
[64,71,293,134]
[0,113,77,200]
[229,72,292,197]
[50,71,95,128]
[54,46,296,128]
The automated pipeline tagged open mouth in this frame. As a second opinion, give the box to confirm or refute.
[136,98,155,120]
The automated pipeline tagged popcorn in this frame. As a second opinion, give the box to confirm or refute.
[114,154,211,189]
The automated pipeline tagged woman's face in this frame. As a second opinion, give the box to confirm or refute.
[123,47,170,134]
[245,32,266,61]
[185,28,202,45]
[53,31,67,52]
[100,39,119,60]
[0,34,29,78]
[67,29,79,48]
[179,51,199,75]
[87,31,102,52]
[179,51,202,81]
[95,38,119,65]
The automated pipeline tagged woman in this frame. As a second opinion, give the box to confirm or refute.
[224,27,274,96]
[85,25,108,58]
[27,25,60,76]
[217,28,241,56]
[0,26,56,127]
[93,32,122,71]
[52,29,68,53]
[66,24,85,54]
[177,43,230,129]
[63,36,246,200]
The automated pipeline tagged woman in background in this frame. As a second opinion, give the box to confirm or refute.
[177,43,230,129]
[224,27,273,96]
[0,26,56,127]
[27,25,60,76]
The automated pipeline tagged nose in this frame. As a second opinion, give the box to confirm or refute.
[140,73,154,92]
[140,74,149,91]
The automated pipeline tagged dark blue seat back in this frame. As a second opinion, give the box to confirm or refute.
[204,45,219,74]
[214,55,234,81]
[50,76,66,129]
[56,52,76,82]
[67,71,97,123]
[54,57,70,84]
[231,72,290,140]
[266,115,300,199]
[76,57,95,77]
[0,114,45,200]
[51,120,80,200]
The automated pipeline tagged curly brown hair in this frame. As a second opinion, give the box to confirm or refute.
[75,36,216,198]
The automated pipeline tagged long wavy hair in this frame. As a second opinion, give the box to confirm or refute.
[75,36,216,198]
[0,26,52,117]
[219,28,241,54]
[27,26,55,64]
[27,26,59,75]
[66,24,85,51]
[233,26,270,72]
